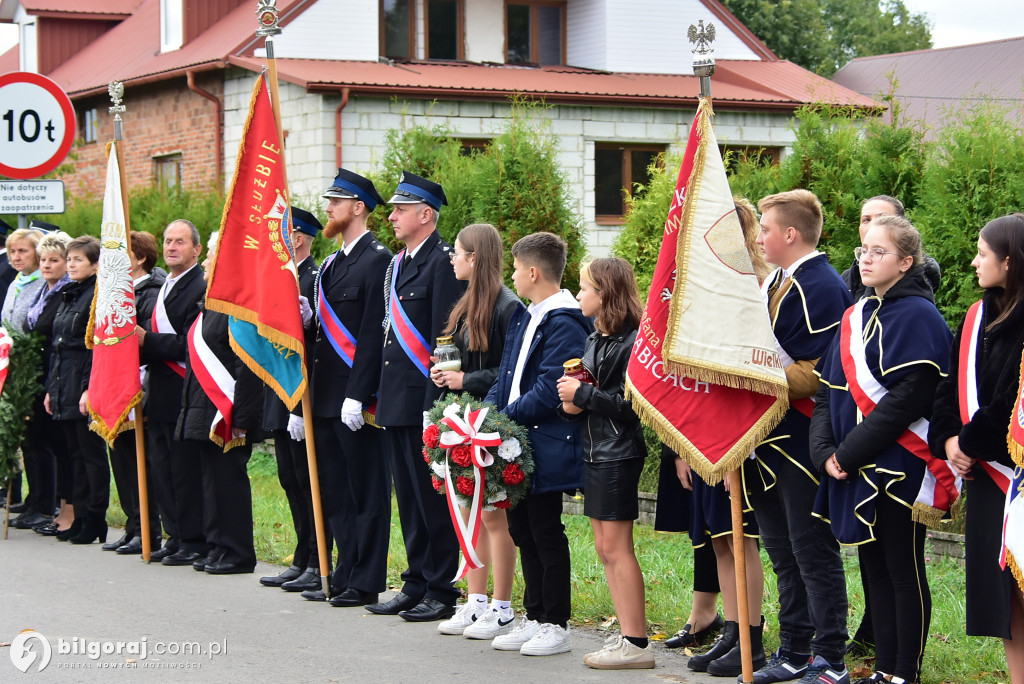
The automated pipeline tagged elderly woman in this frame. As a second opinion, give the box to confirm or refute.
[2,228,46,333]
[44,235,110,544]
[10,232,72,532]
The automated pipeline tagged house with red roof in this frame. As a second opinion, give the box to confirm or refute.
[0,0,873,255]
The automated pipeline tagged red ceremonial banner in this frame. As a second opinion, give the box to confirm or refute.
[1011,347,1024,467]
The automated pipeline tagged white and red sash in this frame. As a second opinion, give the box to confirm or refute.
[152,280,187,379]
[959,300,1014,493]
[187,312,238,450]
[840,300,962,516]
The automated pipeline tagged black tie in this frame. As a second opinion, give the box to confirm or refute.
[402,254,412,271]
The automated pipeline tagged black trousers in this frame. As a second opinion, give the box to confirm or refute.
[314,418,390,593]
[61,418,109,517]
[747,457,848,663]
[271,429,320,569]
[197,440,254,567]
[22,399,56,515]
[506,490,572,627]
[110,430,160,540]
[858,494,930,682]
[147,420,205,553]
[383,425,459,604]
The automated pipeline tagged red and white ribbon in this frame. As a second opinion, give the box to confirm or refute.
[440,405,503,580]
[187,313,236,448]
[0,326,11,397]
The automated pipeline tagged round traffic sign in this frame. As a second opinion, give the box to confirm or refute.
[0,72,76,180]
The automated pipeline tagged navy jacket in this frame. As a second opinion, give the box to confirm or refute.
[486,303,591,494]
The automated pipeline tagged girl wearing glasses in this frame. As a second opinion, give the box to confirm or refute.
[811,215,952,684]
[929,213,1024,683]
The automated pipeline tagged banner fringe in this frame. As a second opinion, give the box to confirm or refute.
[663,358,788,399]
[227,331,307,411]
[911,501,944,527]
[1009,551,1024,595]
[88,390,142,446]
[625,376,787,486]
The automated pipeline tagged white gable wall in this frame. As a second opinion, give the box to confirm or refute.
[270,0,379,60]
[464,0,504,63]
[567,0,607,70]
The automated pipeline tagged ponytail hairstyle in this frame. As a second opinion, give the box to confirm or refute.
[443,223,504,351]
[979,212,1024,330]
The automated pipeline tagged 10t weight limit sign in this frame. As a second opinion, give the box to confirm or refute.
[0,72,76,180]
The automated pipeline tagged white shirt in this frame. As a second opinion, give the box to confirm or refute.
[342,231,369,256]
[162,262,198,298]
[507,289,580,405]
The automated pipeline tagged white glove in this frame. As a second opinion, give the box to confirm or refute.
[287,414,305,441]
[342,398,365,432]
[298,295,313,327]
[423,410,431,431]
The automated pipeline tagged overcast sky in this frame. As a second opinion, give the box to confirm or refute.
[0,3,1021,61]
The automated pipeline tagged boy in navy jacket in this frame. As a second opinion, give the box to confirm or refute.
[485,232,591,656]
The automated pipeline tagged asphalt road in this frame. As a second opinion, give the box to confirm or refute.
[0,525,727,682]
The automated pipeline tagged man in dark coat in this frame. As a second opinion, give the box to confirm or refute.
[259,207,324,591]
[305,170,394,607]
[365,171,466,622]
[0,218,16,300]
[136,219,207,564]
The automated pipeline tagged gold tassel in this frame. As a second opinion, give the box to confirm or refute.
[88,390,142,446]
[1008,551,1024,595]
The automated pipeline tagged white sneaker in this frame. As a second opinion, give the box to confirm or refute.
[437,602,484,635]
[491,617,540,650]
[464,608,515,639]
[584,636,655,669]
[520,622,571,656]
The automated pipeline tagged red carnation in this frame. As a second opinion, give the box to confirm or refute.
[422,449,431,464]
[451,445,472,467]
[456,476,475,496]
[494,499,512,509]
[423,424,440,449]
[502,463,525,486]
[431,476,443,492]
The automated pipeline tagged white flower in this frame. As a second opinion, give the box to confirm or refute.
[443,402,461,418]
[497,438,521,462]
[482,505,496,512]
[486,490,508,505]
[430,462,446,479]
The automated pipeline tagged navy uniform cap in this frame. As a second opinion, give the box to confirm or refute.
[389,170,447,211]
[290,206,322,237]
[322,168,386,211]
[29,219,59,234]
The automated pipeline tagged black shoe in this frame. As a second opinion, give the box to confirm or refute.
[102,533,131,551]
[8,502,27,514]
[69,514,107,545]
[115,537,144,555]
[281,568,321,592]
[365,592,420,615]
[688,621,739,672]
[398,597,456,622]
[329,588,379,607]
[301,589,328,602]
[666,613,725,649]
[35,521,61,536]
[13,511,52,529]
[259,565,303,587]
[707,618,766,677]
[55,520,82,542]
[205,560,256,575]
[161,550,203,566]
[149,545,179,561]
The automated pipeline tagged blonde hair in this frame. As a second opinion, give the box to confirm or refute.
[37,231,72,259]
[758,189,823,246]
[5,228,42,251]
[735,197,771,284]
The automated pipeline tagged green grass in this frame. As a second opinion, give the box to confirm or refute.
[95,446,1006,683]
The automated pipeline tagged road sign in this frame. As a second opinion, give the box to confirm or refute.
[0,72,76,180]
[0,179,66,214]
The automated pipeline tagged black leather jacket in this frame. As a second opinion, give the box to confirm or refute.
[560,326,647,463]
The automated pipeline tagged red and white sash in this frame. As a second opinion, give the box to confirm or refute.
[152,280,187,379]
[187,312,239,450]
[0,326,11,397]
[959,300,1014,493]
[840,301,962,516]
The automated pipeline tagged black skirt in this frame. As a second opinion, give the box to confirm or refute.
[583,457,644,521]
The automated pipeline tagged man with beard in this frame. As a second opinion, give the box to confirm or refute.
[306,169,394,606]
[366,171,465,622]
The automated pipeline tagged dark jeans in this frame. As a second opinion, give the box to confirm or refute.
[506,490,572,627]
[747,457,848,662]
[314,419,390,593]
[859,494,930,682]
[382,425,459,604]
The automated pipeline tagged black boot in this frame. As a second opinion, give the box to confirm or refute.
[69,512,108,545]
[55,519,82,542]
[688,620,738,672]
[706,617,767,676]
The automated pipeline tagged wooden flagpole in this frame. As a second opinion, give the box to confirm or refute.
[109,82,153,563]
[257,1,332,596]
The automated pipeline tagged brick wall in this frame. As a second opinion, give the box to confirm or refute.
[65,74,223,199]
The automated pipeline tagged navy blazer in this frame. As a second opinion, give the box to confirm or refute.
[140,264,205,423]
[486,304,591,494]
[311,235,392,418]
[264,255,318,429]
[377,230,466,426]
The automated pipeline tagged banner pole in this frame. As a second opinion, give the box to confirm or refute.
[257,3,331,595]
[730,467,754,684]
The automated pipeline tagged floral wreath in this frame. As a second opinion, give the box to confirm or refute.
[422,393,534,578]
